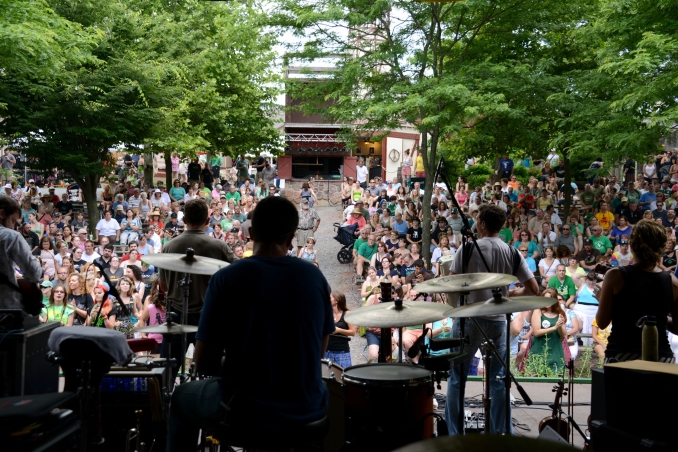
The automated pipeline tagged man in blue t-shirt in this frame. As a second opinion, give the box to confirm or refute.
[166,197,334,451]
[498,154,514,180]
[639,184,656,211]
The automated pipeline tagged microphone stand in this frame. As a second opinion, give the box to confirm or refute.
[433,158,532,434]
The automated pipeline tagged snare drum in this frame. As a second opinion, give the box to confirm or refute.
[342,363,434,451]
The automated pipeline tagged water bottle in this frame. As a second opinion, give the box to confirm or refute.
[637,316,658,362]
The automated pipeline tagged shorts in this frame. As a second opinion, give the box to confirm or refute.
[296,228,314,246]
[415,171,425,178]
[365,330,381,347]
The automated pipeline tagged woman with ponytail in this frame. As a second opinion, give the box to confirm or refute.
[597,219,678,363]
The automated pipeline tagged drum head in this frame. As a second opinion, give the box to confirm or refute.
[343,363,431,385]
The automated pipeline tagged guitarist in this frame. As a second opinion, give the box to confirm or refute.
[0,196,43,312]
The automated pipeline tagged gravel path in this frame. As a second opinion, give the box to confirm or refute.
[313,205,368,366]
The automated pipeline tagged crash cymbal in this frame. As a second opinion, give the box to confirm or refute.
[345,301,450,328]
[134,324,199,335]
[392,435,577,452]
[444,296,552,318]
[413,273,517,294]
[141,253,228,275]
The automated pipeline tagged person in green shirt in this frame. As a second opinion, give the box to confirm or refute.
[220,211,235,232]
[210,155,222,180]
[579,184,596,213]
[169,180,186,204]
[547,264,577,305]
[499,220,514,245]
[352,228,370,262]
[224,185,242,205]
[356,234,377,280]
[40,281,53,306]
[590,226,613,257]
[235,154,250,184]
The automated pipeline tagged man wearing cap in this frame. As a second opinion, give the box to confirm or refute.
[611,239,633,267]
[589,226,613,258]
[23,179,38,195]
[614,197,631,222]
[577,239,601,272]
[113,205,126,223]
[46,186,59,206]
[296,199,320,252]
[165,212,184,235]
[95,210,120,245]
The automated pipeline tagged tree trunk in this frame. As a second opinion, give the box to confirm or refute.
[144,152,154,185]
[164,149,173,189]
[563,149,571,218]
[70,171,100,240]
[420,126,438,268]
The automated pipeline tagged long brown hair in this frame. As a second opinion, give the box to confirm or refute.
[541,288,566,318]
[331,291,348,312]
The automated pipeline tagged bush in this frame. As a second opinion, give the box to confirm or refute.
[465,164,494,176]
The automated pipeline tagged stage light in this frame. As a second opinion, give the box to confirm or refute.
[325,148,331,153]
[332,147,338,152]
[284,146,291,153]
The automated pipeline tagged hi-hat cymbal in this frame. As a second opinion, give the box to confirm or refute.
[444,296,551,318]
[345,301,450,328]
[141,253,228,275]
[392,435,577,452]
[413,273,517,294]
[134,324,199,335]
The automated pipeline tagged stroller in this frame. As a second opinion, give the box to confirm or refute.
[333,222,358,264]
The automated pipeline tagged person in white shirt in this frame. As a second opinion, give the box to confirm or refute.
[127,188,142,209]
[546,205,562,230]
[537,222,557,251]
[546,149,559,167]
[356,160,369,188]
[81,240,101,263]
[95,210,121,244]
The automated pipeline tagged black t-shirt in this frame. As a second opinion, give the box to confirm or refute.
[201,168,213,185]
[407,227,423,242]
[327,311,350,353]
[254,157,265,173]
[22,231,40,250]
[555,166,566,178]
[614,204,631,219]
[431,227,445,244]
[188,162,202,180]
[69,293,94,325]
[623,159,635,174]
[628,209,643,224]
[72,259,86,272]
[55,201,73,215]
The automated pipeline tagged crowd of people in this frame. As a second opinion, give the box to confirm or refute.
[337,152,678,377]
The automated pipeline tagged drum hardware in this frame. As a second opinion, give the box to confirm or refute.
[390,433,581,451]
[125,409,146,452]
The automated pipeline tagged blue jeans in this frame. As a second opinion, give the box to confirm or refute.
[445,318,513,435]
[166,377,225,452]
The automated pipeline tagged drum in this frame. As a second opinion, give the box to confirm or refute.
[342,363,434,451]
[322,360,345,452]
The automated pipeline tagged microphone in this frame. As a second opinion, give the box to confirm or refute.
[407,327,430,359]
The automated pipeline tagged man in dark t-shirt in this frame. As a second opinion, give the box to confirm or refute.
[55,193,73,217]
[200,167,214,190]
[166,197,333,451]
[407,218,423,246]
[187,159,202,183]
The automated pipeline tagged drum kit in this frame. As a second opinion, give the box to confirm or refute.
[340,273,552,451]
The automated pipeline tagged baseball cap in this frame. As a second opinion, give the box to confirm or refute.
[621,197,628,202]
[584,238,593,245]
[301,199,309,204]
[170,212,178,218]
[28,179,35,184]
[620,239,629,245]
[40,281,53,288]
[154,189,161,193]
[116,205,124,211]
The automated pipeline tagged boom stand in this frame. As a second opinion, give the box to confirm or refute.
[433,157,532,434]
[178,274,191,381]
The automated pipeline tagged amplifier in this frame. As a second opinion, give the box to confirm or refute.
[0,322,59,397]
[99,367,167,452]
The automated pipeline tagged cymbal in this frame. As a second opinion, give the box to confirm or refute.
[413,273,517,293]
[444,296,552,318]
[141,253,229,275]
[392,435,577,452]
[134,324,199,335]
[345,301,450,328]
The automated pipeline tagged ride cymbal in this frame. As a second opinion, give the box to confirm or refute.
[141,253,228,275]
[392,435,577,452]
[134,324,199,335]
[413,273,517,294]
[345,301,450,328]
[444,296,551,318]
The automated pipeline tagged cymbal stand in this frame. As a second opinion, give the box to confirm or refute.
[178,273,191,382]
[480,338,494,434]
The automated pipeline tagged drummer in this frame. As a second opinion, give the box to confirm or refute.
[445,204,539,435]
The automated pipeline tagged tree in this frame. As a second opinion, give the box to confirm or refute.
[0,0,182,232]
[274,0,576,262]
